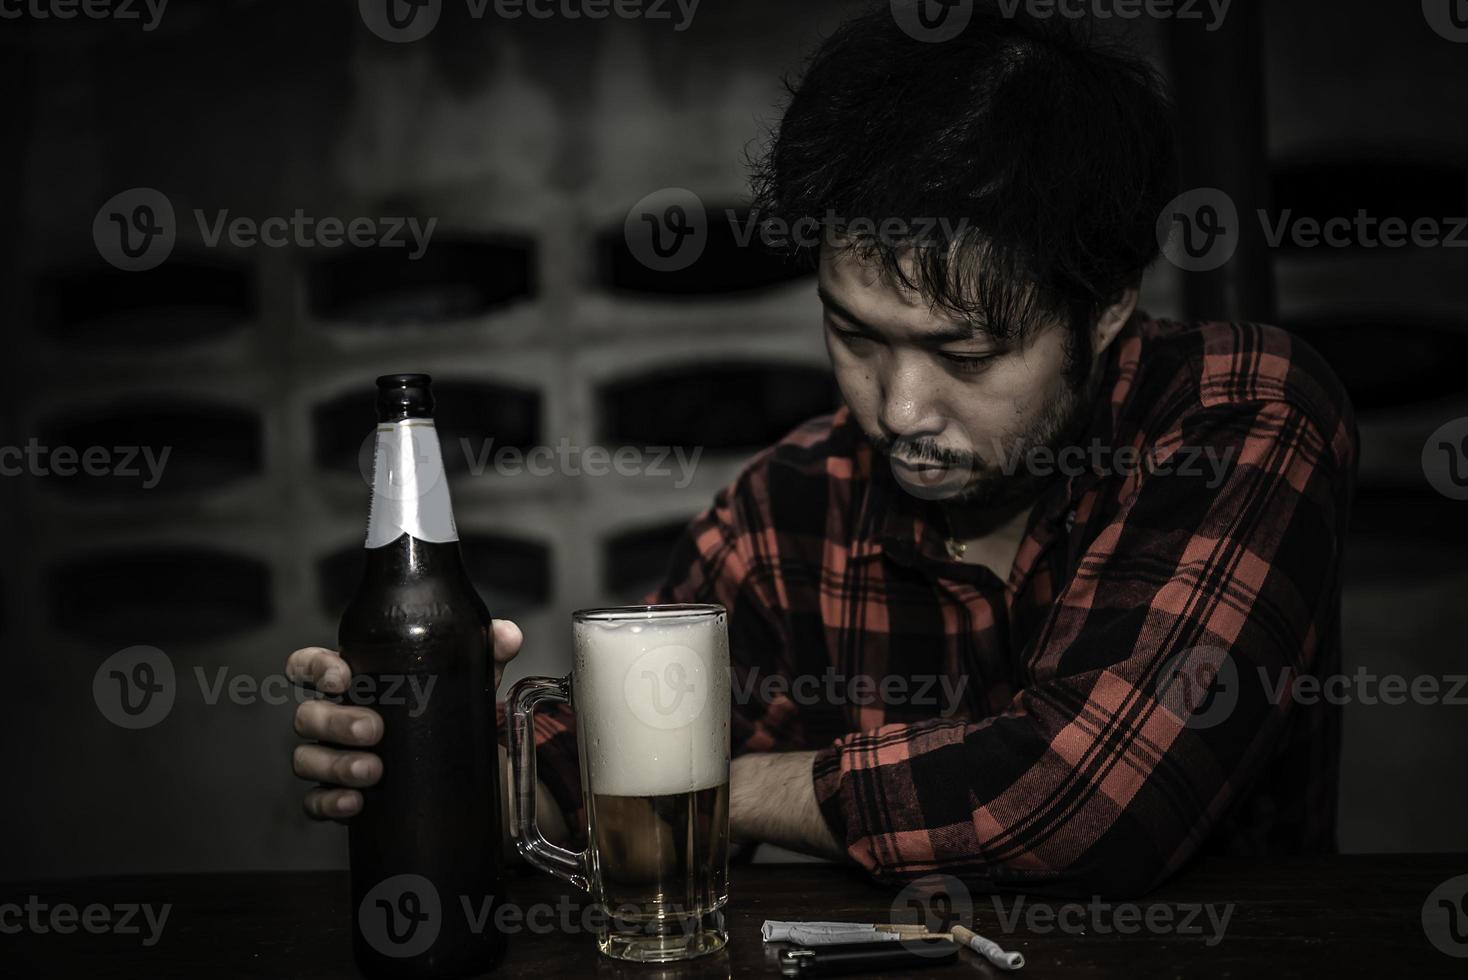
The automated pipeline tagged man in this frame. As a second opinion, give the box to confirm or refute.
[287,5,1356,896]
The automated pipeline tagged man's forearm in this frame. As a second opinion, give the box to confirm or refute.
[730,751,844,861]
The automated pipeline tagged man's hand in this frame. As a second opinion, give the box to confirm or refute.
[287,619,526,822]
[730,751,844,861]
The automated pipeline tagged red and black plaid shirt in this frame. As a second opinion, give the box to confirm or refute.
[507,314,1358,896]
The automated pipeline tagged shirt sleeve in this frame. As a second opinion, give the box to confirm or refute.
[811,398,1357,895]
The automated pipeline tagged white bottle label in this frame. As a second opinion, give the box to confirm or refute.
[365,420,459,549]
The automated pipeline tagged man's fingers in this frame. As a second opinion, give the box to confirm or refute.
[303,787,363,821]
[293,699,382,746]
[492,619,523,662]
[285,646,350,694]
[292,743,382,787]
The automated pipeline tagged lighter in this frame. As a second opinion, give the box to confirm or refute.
[777,939,960,976]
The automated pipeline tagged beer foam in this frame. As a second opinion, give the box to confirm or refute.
[573,609,730,798]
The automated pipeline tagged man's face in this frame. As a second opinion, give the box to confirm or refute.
[819,246,1095,508]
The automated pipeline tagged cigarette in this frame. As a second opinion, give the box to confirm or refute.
[762,919,1024,969]
[762,921,902,944]
[951,924,1025,971]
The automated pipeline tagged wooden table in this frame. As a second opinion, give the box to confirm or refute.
[3,855,1465,977]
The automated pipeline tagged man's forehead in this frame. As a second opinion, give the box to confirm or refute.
[818,250,984,339]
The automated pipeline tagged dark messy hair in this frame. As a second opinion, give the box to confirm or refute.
[749,2,1179,382]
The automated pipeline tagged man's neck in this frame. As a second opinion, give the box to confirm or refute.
[942,497,1036,578]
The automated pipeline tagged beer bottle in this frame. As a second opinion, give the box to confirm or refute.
[338,374,506,978]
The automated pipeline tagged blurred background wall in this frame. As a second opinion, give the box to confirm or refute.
[1,0,1465,880]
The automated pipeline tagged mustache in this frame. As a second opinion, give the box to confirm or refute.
[868,432,982,469]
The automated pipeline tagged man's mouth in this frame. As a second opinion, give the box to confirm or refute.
[890,456,949,473]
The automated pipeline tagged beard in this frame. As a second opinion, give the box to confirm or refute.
[865,366,1101,511]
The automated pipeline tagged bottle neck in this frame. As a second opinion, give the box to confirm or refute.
[365,418,459,549]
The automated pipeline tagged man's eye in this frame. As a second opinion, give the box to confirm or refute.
[829,325,874,346]
[940,352,997,373]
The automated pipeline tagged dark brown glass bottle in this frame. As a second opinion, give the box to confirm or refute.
[338,374,505,978]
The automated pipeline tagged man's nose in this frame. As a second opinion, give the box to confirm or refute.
[878,357,944,439]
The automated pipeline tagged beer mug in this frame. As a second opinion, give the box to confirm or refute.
[507,604,731,962]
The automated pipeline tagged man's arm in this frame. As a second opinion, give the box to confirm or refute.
[813,398,1357,894]
[730,751,842,859]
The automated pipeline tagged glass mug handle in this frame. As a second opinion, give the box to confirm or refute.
[506,675,591,893]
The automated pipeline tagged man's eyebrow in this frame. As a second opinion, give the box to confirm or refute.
[816,285,991,345]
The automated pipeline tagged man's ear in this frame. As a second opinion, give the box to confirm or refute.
[1093,287,1140,356]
